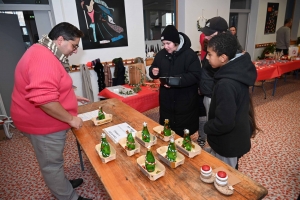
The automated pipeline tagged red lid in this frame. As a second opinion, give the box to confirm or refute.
[201,165,211,171]
[217,171,227,178]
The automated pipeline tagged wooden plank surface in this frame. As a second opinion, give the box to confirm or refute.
[72,98,267,200]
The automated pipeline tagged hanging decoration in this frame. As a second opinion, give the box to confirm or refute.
[197,9,207,31]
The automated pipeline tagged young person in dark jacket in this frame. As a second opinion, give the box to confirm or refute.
[198,16,229,148]
[204,33,257,168]
[149,25,201,137]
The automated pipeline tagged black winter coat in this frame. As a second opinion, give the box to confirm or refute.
[149,33,201,136]
[204,52,257,157]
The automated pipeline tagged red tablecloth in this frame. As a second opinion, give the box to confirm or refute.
[98,85,159,113]
[254,60,300,81]
[255,64,279,81]
[276,60,300,75]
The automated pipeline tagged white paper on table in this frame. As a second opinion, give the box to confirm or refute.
[77,110,98,121]
[103,122,137,143]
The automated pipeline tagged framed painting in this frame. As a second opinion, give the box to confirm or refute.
[264,3,279,34]
[75,0,128,50]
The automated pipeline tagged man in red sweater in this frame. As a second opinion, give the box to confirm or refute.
[11,22,91,200]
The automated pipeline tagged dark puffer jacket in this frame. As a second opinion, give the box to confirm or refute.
[149,33,201,137]
[204,52,257,157]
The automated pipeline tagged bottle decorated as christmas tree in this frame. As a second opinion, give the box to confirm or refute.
[145,146,156,172]
[97,106,105,120]
[126,130,135,150]
[100,133,110,157]
[163,119,171,136]
[142,122,150,142]
[166,137,177,162]
[182,129,192,151]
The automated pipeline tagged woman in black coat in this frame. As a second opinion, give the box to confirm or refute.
[149,25,201,137]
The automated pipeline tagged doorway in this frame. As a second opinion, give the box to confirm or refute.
[229,12,248,50]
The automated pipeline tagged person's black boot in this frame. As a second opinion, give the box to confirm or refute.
[69,178,83,188]
[77,196,93,200]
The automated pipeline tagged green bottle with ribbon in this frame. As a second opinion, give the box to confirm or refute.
[145,146,156,172]
[126,130,136,150]
[166,137,177,162]
[163,119,171,136]
[97,106,105,120]
[182,129,192,151]
[100,133,110,157]
[142,122,150,142]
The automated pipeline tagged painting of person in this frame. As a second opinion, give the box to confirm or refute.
[76,0,128,49]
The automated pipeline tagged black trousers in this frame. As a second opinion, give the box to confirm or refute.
[276,48,288,55]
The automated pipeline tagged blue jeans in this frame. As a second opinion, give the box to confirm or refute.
[24,130,79,200]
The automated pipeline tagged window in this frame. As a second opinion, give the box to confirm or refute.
[143,0,176,41]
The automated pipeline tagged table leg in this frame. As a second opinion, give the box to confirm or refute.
[261,80,266,99]
[284,74,287,82]
[272,78,278,96]
[77,140,85,171]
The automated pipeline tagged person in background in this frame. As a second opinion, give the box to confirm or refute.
[197,16,229,148]
[198,32,207,147]
[276,18,292,55]
[11,22,91,200]
[149,25,201,137]
[229,25,244,53]
[199,32,207,61]
[204,33,258,169]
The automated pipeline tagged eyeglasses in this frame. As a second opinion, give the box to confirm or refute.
[63,38,79,50]
[70,42,79,50]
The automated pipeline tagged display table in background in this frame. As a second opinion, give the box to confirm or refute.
[254,60,300,98]
[98,84,159,112]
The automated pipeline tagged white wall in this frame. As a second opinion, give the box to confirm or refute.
[248,0,287,60]
[291,0,300,41]
[50,0,145,101]
[178,0,230,51]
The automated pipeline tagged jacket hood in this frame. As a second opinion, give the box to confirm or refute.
[177,32,191,54]
[214,52,257,86]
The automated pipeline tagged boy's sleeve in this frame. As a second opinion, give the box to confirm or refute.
[204,83,237,135]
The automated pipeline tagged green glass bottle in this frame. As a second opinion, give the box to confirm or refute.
[163,119,171,136]
[126,130,136,150]
[166,137,177,162]
[97,106,105,120]
[142,122,150,142]
[145,146,156,172]
[100,133,110,157]
[182,129,192,151]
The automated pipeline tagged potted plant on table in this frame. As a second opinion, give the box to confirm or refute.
[258,43,276,60]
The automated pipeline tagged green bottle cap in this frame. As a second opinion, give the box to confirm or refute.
[101,133,106,138]
[143,122,147,126]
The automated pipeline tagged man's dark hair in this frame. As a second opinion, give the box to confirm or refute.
[284,18,292,25]
[48,22,84,41]
[207,33,237,60]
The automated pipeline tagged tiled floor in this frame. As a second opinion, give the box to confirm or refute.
[0,75,299,199]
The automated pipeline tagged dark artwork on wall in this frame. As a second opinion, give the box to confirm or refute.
[264,3,279,34]
[75,0,128,50]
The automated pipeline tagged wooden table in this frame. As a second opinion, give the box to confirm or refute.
[98,85,159,112]
[72,98,267,199]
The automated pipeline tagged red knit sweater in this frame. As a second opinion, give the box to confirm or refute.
[11,44,78,134]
